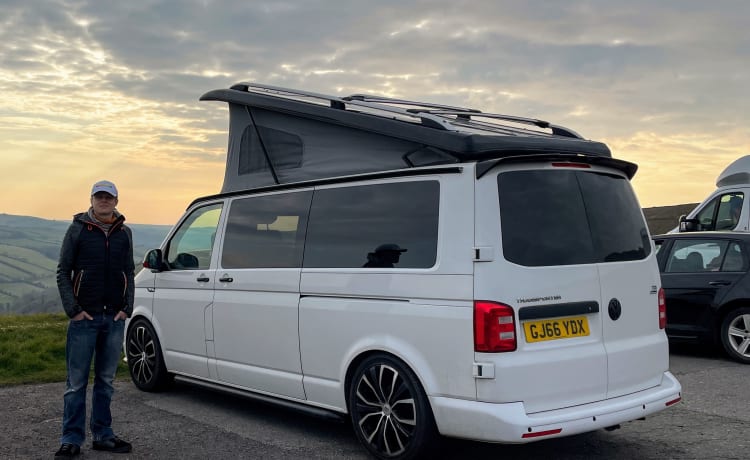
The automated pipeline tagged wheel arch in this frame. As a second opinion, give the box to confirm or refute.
[343,347,436,416]
[715,299,750,341]
[125,313,173,391]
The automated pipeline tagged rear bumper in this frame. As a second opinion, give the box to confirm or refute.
[430,371,681,443]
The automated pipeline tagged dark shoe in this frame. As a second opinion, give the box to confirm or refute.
[54,443,80,458]
[92,436,132,453]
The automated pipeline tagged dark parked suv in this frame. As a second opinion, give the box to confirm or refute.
[654,231,750,363]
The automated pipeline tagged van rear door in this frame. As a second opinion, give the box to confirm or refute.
[473,161,666,413]
[576,169,667,398]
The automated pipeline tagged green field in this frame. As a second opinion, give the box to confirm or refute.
[0,313,128,385]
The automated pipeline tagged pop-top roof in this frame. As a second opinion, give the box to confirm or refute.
[200,82,632,193]
[716,155,750,187]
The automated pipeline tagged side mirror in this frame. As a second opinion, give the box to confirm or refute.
[678,215,700,232]
[143,249,167,272]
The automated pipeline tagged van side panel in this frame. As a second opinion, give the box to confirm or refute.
[298,172,476,409]
[210,189,313,400]
[152,271,216,379]
[298,295,475,410]
[212,270,306,399]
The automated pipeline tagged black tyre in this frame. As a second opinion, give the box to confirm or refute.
[348,355,438,459]
[720,307,750,364]
[126,319,172,391]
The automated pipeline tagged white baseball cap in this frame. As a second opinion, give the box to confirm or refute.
[91,180,118,197]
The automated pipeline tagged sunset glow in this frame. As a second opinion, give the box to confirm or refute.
[1,1,747,224]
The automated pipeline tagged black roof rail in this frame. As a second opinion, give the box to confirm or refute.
[428,111,582,139]
[234,82,453,130]
[226,82,581,137]
[346,94,581,138]
[344,94,482,114]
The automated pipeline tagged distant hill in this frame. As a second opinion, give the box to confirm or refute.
[0,203,699,315]
[642,203,699,236]
[0,213,171,315]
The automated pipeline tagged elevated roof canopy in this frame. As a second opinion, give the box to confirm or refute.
[716,155,750,187]
[200,82,631,193]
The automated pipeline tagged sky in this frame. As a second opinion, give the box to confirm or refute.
[1,0,748,225]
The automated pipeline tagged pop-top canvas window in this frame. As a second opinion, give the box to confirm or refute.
[238,125,303,175]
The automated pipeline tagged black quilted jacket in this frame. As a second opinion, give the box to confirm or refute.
[56,211,135,318]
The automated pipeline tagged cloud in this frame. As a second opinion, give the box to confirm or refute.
[0,0,748,222]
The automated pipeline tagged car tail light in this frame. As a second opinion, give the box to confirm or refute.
[658,288,667,329]
[474,301,516,352]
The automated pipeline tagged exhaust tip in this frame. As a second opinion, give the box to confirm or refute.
[604,424,621,432]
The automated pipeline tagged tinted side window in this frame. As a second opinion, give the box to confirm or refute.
[166,204,223,270]
[222,191,312,268]
[304,181,439,268]
[579,171,651,262]
[498,170,650,267]
[694,197,719,230]
[695,192,744,231]
[715,193,744,231]
[719,241,746,272]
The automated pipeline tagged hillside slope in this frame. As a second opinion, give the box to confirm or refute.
[0,214,170,314]
[642,203,699,235]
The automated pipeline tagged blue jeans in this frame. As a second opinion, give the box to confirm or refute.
[61,312,125,446]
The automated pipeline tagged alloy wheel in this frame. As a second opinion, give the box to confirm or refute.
[353,363,417,457]
[725,312,750,359]
[127,323,158,387]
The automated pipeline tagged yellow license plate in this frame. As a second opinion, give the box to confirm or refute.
[523,316,590,343]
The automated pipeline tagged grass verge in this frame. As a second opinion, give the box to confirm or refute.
[0,313,129,386]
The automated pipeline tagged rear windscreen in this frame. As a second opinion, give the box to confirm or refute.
[498,169,651,266]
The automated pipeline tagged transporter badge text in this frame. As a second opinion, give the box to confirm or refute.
[517,295,562,304]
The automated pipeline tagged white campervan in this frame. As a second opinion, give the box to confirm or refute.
[126,83,681,459]
[676,155,750,232]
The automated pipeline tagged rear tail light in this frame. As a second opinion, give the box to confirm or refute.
[474,301,517,352]
[658,288,667,329]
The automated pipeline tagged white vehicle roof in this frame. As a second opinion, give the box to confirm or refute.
[717,155,750,187]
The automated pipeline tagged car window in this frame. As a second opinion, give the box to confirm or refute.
[696,193,744,231]
[166,203,223,270]
[694,197,719,230]
[221,191,312,268]
[498,170,650,266]
[304,180,439,268]
[721,242,748,272]
[664,239,728,273]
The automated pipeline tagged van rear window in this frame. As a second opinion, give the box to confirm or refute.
[498,170,650,266]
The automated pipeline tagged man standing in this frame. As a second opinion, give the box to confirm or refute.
[55,180,134,458]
